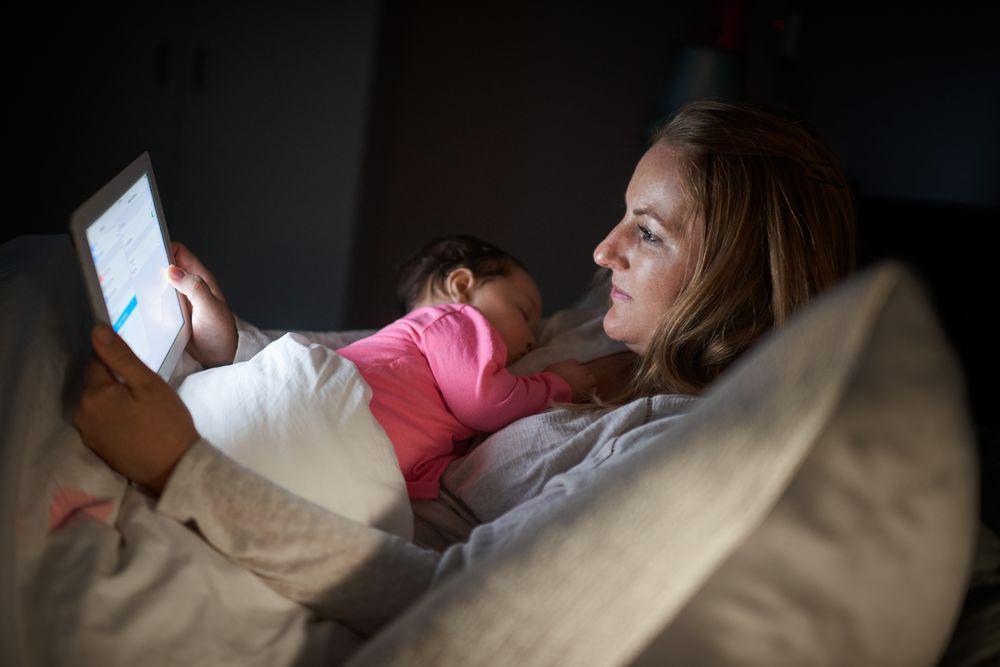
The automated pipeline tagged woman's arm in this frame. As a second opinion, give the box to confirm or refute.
[73,321,637,638]
[156,439,440,636]
[74,324,442,635]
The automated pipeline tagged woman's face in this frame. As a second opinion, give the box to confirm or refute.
[593,142,703,354]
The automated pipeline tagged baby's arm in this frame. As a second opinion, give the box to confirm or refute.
[420,308,573,432]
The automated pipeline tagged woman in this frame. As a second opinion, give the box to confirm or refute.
[72,98,856,636]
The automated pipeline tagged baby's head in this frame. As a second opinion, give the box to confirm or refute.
[396,235,542,364]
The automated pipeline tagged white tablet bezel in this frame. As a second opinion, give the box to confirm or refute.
[69,152,192,381]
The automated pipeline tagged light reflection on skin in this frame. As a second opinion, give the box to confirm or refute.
[593,142,704,354]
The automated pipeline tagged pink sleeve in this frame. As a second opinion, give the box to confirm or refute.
[419,307,572,433]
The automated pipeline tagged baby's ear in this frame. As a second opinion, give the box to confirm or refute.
[445,267,476,303]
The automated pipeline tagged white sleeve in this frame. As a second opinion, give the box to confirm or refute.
[233,315,280,363]
[154,432,620,641]
[155,439,441,637]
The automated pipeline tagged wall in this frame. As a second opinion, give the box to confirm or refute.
[348,1,998,432]
[11,1,380,330]
[346,2,696,328]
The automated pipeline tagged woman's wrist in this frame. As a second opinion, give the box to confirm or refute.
[138,431,200,497]
[147,436,204,499]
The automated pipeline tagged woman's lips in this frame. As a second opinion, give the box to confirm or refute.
[611,284,632,301]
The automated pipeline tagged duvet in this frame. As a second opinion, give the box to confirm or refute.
[176,332,413,541]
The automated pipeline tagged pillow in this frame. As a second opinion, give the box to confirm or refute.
[349,260,978,666]
[176,333,412,541]
[631,264,977,664]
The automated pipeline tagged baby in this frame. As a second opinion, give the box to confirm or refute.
[335,235,595,500]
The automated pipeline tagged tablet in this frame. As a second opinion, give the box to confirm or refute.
[69,152,191,381]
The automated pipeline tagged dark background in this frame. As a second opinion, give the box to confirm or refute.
[9,1,999,520]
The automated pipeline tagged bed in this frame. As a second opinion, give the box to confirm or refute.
[0,233,994,665]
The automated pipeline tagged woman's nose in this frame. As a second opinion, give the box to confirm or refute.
[593,228,628,271]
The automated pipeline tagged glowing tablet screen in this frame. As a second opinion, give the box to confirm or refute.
[85,174,183,373]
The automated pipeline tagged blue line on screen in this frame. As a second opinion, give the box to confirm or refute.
[113,296,138,332]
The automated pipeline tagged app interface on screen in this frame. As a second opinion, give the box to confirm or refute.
[86,174,182,373]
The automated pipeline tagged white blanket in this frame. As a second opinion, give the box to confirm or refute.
[176,333,413,541]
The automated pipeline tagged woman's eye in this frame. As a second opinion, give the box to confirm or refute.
[637,224,660,244]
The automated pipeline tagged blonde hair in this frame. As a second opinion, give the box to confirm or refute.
[589,98,857,407]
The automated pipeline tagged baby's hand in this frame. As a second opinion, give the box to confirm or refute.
[544,359,597,402]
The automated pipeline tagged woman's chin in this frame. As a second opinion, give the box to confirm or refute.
[602,311,628,344]
[603,310,645,354]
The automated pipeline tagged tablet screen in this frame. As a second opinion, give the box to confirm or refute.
[85,174,184,373]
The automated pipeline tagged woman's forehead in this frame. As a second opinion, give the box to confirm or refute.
[628,143,701,240]
[628,144,687,212]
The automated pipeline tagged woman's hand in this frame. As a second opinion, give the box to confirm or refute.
[167,241,238,367]
[73,324,200,495]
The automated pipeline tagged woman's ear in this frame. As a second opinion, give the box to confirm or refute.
[444,267,476,303]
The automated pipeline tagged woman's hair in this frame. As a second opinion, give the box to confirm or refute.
[599,97,857,405]
[395,234,527,313]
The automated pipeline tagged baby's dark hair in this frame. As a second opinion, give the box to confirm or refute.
[395,235,527,313]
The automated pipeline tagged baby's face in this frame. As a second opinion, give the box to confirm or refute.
[467,267,542,364]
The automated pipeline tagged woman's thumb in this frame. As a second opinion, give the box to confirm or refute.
[167,265,212,305]
[91,324,153,388]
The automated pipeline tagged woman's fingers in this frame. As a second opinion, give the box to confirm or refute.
[171,241,226,304]
[171,242,221,295]
[75,356,127,429]
[174,287,193,321]
[73,327,200,495]
[81,355,116,391]
[166,264,238,367]
[167,241,238,368]
[167,265,219,311]
[89,324,157,392]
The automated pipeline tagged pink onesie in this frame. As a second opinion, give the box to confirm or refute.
[335,303,572,500]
